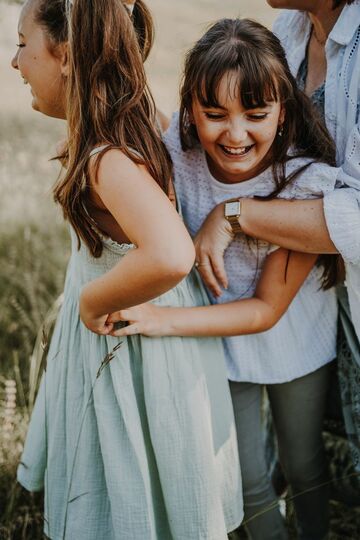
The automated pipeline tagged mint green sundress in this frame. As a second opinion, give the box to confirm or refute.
[17,176,243,539]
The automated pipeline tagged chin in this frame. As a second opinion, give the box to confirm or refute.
[31,98,40,112]
[266,0,285,6]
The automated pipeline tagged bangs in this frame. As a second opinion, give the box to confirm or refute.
[194,42,280,110]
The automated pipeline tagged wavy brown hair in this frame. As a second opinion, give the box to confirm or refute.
[34,0,171,257]
[179,18,339,289]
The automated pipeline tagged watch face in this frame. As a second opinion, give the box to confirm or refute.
[225,201,240,217]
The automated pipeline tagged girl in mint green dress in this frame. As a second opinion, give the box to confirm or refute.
[12,1,243,538]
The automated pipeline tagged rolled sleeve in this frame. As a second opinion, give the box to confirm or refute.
[323,188,360,264]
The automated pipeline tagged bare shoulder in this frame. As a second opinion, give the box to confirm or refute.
[89,146,152,189]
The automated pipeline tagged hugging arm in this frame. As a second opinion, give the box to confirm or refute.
[79,149,195,335]
[194,198,337,296]
[107,248,317,337]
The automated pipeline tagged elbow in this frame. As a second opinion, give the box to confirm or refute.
[252,304,282,333]
[156,242,195,281]
[257,318,277,333]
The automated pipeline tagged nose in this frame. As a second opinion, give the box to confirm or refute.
[11,50,19,70]
[227,118,248,145]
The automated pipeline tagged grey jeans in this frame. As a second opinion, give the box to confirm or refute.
[230,364,331,540]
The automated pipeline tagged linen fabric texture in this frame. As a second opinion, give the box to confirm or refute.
[17,229,243,540]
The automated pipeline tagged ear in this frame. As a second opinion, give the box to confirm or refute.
[58,42,70,78]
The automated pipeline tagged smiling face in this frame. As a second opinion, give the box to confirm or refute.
[11,0,67,119]
[191,70,284,184]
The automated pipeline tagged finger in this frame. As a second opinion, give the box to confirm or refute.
[110,323,140,337]
[209,254,229,290]
[106,310,130,324]
[102,322,114,335]
[194,242,207,263]
[89,322,113,336]
[197,259,222,297]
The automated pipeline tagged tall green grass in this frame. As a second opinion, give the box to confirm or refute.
[0,109,68,538]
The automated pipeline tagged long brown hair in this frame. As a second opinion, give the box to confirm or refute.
[34,0,172,257]
[179,18,339,289]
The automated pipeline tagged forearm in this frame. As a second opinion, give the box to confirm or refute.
[162,299,275,337]
[240,198,338,254]
[81,248,191,318]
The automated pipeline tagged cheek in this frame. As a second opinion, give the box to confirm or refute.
[17,53,28,76]
[197,123,222,143]
[257,123,278,145]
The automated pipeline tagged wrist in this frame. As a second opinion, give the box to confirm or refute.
[224,198,242,235]
[160,307,180,337]
[237,198,252,236]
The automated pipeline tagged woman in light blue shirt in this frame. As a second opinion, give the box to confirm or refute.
[196,0,360,476]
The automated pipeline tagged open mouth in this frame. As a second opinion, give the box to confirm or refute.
[220,144,254,156]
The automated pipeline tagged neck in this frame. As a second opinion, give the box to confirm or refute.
[309,1,345,43]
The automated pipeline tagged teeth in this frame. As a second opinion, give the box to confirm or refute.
[222,145,249,155]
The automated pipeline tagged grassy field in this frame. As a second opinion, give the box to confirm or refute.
[0,1,359,539]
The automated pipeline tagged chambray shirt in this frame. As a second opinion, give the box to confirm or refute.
[273,2,360,342]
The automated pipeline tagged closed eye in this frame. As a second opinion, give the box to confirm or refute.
[204,112,226,120]
[247,113,268,121]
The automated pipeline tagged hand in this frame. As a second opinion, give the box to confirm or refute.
[106,303,170,337]
[194,202,234,297]
[79,287,114,336]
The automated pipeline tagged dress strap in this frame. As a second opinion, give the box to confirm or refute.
[89,145,144,160]
[89,144,111,158]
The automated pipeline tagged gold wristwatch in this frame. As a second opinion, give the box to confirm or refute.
[224,199,242,234]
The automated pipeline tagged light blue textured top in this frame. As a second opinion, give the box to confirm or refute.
[273,2,360,342]
[165,113,338,384]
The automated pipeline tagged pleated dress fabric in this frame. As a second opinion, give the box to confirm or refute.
[17,228,243,540]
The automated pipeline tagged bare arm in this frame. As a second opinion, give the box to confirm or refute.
[240,198,337,254]
[108,248,317,337]
[193,198,337,296]
[79,149,195,334]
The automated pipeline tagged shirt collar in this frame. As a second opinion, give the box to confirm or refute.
[329,1,360,46]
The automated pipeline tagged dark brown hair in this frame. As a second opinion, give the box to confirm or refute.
[34,0,171,257]
[179,18,338,288]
